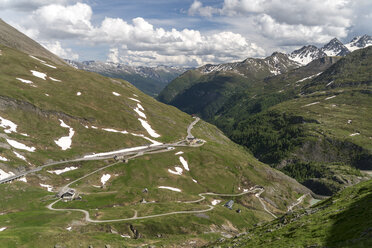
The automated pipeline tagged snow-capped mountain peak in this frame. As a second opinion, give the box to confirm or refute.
[289,45,326,65]
[345,35,372,52]
[321,38,350,56]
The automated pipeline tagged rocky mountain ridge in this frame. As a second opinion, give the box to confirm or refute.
[289,35,372,65]
[65,60,187,97]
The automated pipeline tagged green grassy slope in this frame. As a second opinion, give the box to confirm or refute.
[209,177,372,248]
[0,44,190,168]
[214,48,372,195]
[0,19,65,66]
[158,53,300,120]
[0,40,311,246]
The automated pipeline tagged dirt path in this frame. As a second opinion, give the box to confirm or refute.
[255,189,277,218]
[46,117,277,223]
[47,187,262,223]
[287,193,310,212]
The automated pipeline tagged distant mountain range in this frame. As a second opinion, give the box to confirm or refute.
[158,36,372,196]
[159,35,372,115]
[289,35,372,65]
[65,36,371,97]
[65,60,188,97]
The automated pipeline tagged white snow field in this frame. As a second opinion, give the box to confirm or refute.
[16,78,33,84]
[54,119,75,150]
[130,133,162,146]
[179,156,189,171]
[30,70,47,80]
[0,116,18,134]
[0,155,8,161]
[0,169,15,180]
[40,183,53,192]
[134,106,147,119]
[102,128,128,134]
[13,151,27,161]
[112,92,121,96]
[138,118,160,138]
[168,166,183,175]
[6,139,36,152]
[101,174,111,185]
[29,55,57,68]
[158,186,182,192]
[48,166,78,175]
[129,97,141,103]
[49,77,61,82]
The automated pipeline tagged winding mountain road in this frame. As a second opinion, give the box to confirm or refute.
[3,116,276,222]
[47,186,263,223]
[0,118,201,184]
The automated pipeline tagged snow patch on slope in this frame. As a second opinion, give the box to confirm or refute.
[30,70,47,80]
[168,166,183,175]
[138,118,160,138]
[0,169,15,180]
[0,116,18,134]
[54,119,75,150]
[6,139,35,152]
[13,151,26,161]
[179,156,189,171]
[16,78,33,84]
[101,174,111,185]
[158,186,181,192]
[40,183,53,192]
[48,166,78,175]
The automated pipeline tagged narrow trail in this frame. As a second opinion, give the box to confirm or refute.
[45,117,277,222]
[47,188,262,223]
[255,189,277,218]
[287,193,310,212]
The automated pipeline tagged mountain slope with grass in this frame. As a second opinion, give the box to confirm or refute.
[208,177,372,248]
[0,19,65,66]
[158,52,300,120]
[214,47,372,196]
[0,22,312,247]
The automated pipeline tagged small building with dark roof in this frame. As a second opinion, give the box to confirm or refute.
[224,200,234,209]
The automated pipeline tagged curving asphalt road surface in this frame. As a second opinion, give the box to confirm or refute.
[1,118,202,184]
[45,117,277,222]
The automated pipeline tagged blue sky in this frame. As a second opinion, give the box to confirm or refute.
[0,0,371,66]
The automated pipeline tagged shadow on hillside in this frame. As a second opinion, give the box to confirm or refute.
[325,186,372,247]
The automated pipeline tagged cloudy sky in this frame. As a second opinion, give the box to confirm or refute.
[1,0,371,67]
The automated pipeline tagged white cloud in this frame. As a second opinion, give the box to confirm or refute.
[107,48,119,63]
[189,0,353,47]
[1,0,369,66]
[255,14,348,45]
[188,0,217,17]
[0,0,72,11]
[100,21,265,66]
[32,3,93,39]
[14,3,264,66]
[42,41,79,60]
